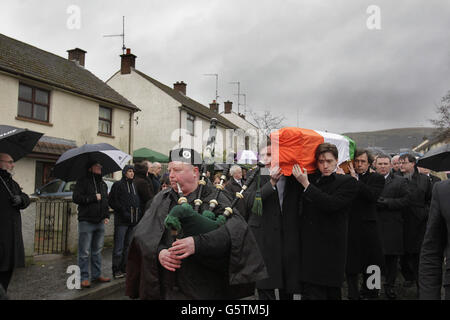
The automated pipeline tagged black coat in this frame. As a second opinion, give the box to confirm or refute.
[402,170,432,254]
[72,173,109,224]
[224,178,248,221]
[246,174,303,293]
[346,171,385,274]
[376,173,410,255]
[419,180,450,299]
[0,169,30,271]
[109,178,141,226]
[133,171,155,216]
[125,185,267,300]
[299,172,358,287]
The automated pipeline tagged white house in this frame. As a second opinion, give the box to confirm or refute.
[107,49,239,163]
[219,101,259,156]
[0,33,139,193]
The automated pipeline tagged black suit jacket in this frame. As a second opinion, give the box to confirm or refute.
[346,171,385,274]
[246,174,303,293]
[299,172,358,287]
[419,180,450,300]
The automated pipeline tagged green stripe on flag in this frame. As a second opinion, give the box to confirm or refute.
[343,135,356,160]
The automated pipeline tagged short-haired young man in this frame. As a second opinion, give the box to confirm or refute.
[292,143,358,300]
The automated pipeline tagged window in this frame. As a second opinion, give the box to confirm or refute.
[245,136,250,150]
[18,83,50,122]
[99,106,112,135]
[186,113,195,135]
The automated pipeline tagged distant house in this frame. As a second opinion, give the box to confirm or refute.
[219,101,259,155]
[413,129,450,154]
[0,33,139,193]
[107,49,239,162]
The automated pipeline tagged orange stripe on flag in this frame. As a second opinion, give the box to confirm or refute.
[270,127,324,176]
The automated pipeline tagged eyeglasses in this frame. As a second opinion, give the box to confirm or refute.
[0,160,14,164]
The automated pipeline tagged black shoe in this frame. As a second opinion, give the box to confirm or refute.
[385,287,397,300]
[113,271,125,279]
[403,280,414,288]
[360,290,379,300]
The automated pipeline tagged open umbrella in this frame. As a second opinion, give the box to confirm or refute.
[0,124,43,161]
[417,144,450,172]
[53,143,131,181]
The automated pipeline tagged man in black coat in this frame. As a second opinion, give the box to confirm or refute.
[374,154,410,299]
[108,165,140,279]
[399,153,432,293]
[224,165,248,221]
[419,179,450,299]
[245,142,303,300]
[125,148,266,300]
[133,162,155,215]
[346,149,385,300]
[0,153,30,293]
[72,161,111,288]
[293,143,358,300]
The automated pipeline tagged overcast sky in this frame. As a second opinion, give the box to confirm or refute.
[1,0,450,133]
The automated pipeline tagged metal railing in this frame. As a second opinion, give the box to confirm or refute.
[34,199,71,255]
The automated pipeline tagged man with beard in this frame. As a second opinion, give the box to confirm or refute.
[293,143,358,300]
[346,149,385,300]
[0,153,30,293]
[125,148,266,299]
[374,154,410,299]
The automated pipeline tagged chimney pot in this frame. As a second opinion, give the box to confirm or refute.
[173,81,187,95]
[120,49,137,74]
[67,48,87,67]
[209,100,219,113]
[224,101,233,114]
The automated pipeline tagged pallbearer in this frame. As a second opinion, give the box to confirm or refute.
[125,147,267,300]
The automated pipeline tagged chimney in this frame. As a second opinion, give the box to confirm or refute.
[120,48,137,74]
[224,100,233,114]
[209,100,219,113]
[67,48,87,67]
[173,81,187,95]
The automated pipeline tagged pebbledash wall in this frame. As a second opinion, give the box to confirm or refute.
[0,72,134,194]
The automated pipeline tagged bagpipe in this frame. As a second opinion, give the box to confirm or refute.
[164,118,263,239]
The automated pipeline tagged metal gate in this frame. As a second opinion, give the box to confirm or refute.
[34,199,70,255]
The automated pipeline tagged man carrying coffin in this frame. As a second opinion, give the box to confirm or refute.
[125,148,267,300]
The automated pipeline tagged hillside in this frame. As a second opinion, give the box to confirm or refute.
[342,127,438,155]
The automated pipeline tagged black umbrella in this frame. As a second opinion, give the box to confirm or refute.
[417,144,450,172]
[53,143,131,181]
[0,125,43,161]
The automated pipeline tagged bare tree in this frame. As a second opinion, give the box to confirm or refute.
[430,91,450,134]
[248,109,286,141]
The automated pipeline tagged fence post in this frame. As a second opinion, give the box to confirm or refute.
[66,202,79,255]
[22,198,37,265]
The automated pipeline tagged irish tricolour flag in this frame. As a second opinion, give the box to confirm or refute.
[270,127,356,175]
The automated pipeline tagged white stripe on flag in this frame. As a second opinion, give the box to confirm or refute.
[316,130,350,165]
